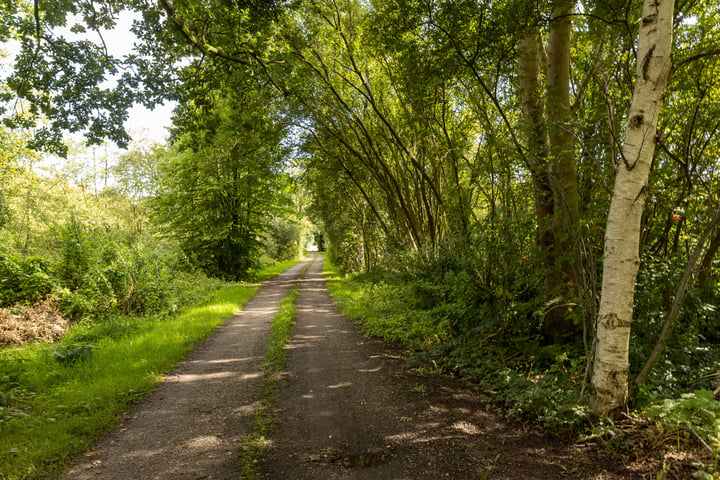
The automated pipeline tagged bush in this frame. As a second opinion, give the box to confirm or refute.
[632,256,720,394]
[105,244,179,316]
[50,216,195,321]
[325,257,590,438]
[0,250,57,306]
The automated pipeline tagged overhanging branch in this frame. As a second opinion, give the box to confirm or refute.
[157,0,252,66]
[672,48,720,72]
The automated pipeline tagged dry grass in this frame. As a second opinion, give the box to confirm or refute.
[0,299,68,347]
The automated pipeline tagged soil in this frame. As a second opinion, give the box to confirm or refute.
[63,255,698,480]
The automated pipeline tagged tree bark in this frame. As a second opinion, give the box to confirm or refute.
[590,0,675,416]
[547,0,578,226]
[545,0,580,340]
[519,28,557,311]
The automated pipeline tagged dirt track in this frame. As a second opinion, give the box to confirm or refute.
[62,258,311,480]
[63,255,651,479]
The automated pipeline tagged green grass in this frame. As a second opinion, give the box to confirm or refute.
[238,258,312,479]
[0,260,300,480]
[323,260,445,350]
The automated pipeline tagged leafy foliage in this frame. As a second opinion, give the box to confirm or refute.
[0,251,57,306]
[325,256,720,453]
[263,217,302,262]
[443,347,590,438]
[644,390,720,466]
[0,148,222,326]
[150,84,293,280]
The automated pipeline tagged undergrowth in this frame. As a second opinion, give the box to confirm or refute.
[0,260,299,480]
[323,262,448,350]
[323,258,720,472]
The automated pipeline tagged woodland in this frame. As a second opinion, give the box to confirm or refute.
[1,0,720,477]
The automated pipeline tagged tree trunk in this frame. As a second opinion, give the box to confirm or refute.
[545,0,580,340]
[546,0,578,226]
[518,28,558,315]
[519,2,580,342]
[590,0,675,416]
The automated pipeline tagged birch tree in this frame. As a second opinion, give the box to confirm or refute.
[590,0,676,416]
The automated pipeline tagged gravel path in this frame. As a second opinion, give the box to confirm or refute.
[259,255,486,478]
[260,256,645,479]
[62,255,660,479]
[62,257,312,480]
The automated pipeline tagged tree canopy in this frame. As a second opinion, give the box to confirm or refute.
[2,0,720,418]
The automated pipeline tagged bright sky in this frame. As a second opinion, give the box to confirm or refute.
[125,103,175,144]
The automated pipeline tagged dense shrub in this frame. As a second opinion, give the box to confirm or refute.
[632,256,720,394]
[441,347,590,437]
[105,244,179,316]
[1,215,210,326]
[0,251,57,306]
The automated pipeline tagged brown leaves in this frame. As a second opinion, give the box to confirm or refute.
[0,299,67,347]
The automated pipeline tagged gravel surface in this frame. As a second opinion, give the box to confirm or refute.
[62,255,672,479]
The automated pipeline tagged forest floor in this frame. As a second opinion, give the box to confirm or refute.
[61,255,692,479]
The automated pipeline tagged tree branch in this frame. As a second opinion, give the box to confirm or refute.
[34,0,41,44]
[157,0,251,66]
[672,48,720,72]
[572,37,604,111]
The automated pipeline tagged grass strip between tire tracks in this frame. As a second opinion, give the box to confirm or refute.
[238,259,313,479]
[0,260,300,480]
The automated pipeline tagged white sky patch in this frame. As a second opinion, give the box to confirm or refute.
[126,102,174,142]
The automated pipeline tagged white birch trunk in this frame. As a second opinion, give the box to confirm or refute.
[590,0,675,416]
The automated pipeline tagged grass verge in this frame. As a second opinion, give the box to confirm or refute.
[323,261,444,350]
[0,259,299,480]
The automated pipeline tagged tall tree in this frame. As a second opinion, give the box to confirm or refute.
[151,86,290,279]
[590,0,676,416]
